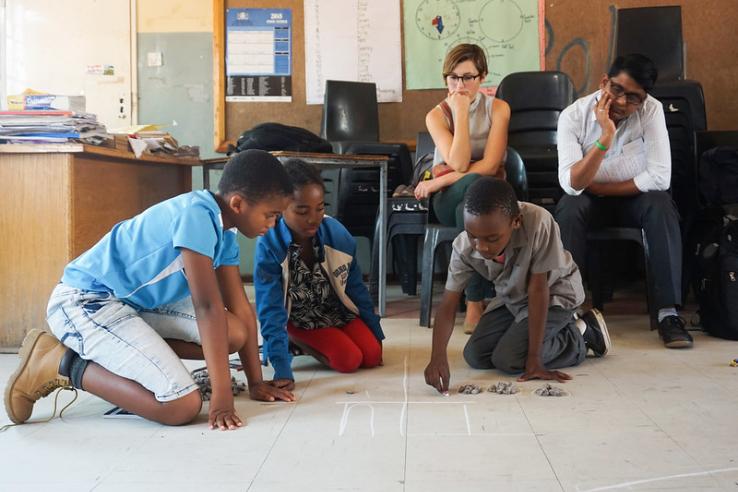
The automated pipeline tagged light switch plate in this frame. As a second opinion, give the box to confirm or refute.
[147,52,163,67]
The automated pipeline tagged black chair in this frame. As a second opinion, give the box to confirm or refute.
[615,6,684,82]
[320,80,413,240]
[650,80,706,223]
[368,132,434,300]
[495,71,576,212]
[419,147,529,327]
[586,227,658,330]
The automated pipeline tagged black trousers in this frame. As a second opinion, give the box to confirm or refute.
[555,191,682,309]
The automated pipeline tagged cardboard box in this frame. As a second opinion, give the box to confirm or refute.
[7,91,86,112]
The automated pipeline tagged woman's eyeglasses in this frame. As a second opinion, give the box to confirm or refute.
[446,73,481,84]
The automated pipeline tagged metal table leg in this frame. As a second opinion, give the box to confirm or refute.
[378,160,387,316]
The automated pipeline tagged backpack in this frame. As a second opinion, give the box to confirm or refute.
[692,208,738,340]
[411,150,434,186]
[234,122,333,154]
[699,146,738,207]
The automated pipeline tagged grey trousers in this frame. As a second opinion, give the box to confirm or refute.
[463,305,586,374]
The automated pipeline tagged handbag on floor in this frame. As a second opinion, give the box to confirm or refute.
[692,208,738,340]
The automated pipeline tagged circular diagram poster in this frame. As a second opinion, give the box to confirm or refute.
[404,0,543,90]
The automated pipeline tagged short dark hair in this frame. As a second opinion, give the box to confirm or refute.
[608,53,658,92]
[464,177,520,218]
[217,149,293,202]
[283,158,325,192]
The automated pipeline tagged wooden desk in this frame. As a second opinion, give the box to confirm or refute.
[0,144,199,350]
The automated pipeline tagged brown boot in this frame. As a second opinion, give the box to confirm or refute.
[4,329,72,424]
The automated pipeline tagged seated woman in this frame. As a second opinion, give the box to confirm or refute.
[254,159,384,390]
[414,43,511,333]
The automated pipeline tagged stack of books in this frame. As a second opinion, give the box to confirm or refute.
[0,110,112,145]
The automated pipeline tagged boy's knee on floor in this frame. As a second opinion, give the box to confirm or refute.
[463,341,493,370]
[490,349,524,374]
[160,391,202,426]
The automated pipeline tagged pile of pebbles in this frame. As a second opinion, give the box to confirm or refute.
[534,383,567,397]
[457,383,482,394]
[455,381,565,397]
[191,368,247,401]
[487,381,520,395]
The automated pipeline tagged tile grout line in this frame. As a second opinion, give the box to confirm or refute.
[88,424,163,491]
[401,327,413,492]
[245,369,316,492]
[514,395,566,492]
[595,360,723,490]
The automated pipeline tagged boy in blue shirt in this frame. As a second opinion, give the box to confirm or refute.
[5,149,294,431]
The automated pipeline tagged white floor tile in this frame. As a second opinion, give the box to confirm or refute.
[2,314,738,491]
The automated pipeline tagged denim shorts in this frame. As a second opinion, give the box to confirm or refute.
[46,284,201,402]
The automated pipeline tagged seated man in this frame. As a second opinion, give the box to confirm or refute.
[554,53,691,348]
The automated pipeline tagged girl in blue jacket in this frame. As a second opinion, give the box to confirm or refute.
[254,159,384,389]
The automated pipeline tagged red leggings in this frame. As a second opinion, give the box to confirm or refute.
[287,318,382,373]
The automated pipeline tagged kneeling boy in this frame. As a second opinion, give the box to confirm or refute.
[5,149,295,430]
[425,177,610,393]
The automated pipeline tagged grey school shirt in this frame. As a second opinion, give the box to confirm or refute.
[445,202,584,321]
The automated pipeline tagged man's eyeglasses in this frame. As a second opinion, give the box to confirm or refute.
[446,73,480,84]
[607,80,645,106]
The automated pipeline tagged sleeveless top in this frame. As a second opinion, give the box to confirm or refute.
[432,91,495,167]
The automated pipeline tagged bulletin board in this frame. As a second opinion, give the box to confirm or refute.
[212,0,544,151]
[213,0,738,153]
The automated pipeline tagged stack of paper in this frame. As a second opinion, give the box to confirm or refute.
[110,124,199,159]
[0,110,111,145]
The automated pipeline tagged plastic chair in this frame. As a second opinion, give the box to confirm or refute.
[615,6,684,82]
[320,80,413,240]
[495,71,575,212]
[587,227,658,330]
[650,80,705,225]
[419,147,529,327]
[368,132,434,300]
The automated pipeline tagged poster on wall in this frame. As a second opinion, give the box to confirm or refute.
[226,8,292,102]
[403,0,544,90]
[304,0,402,105]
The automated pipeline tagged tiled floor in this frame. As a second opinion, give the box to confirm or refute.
[2,286,738,491]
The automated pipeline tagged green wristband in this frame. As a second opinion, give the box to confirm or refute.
[595,139,608,151]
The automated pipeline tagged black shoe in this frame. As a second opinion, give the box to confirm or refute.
[658,315,693,349]
[580,308,611,357]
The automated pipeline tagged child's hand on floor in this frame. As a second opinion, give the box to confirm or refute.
[249,381,295,402]
[209,393,243,430]
[517,360,572,384]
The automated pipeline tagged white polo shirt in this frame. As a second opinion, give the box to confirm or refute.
[557,90,671,196]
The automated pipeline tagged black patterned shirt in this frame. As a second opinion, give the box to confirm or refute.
[287,240,355,329]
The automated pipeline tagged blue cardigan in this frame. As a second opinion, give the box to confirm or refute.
[254,216,384,380]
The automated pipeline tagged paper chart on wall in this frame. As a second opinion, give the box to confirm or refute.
[404,0,544,90]
[304,0,402,104]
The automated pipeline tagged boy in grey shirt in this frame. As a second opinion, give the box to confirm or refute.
[424,178,610,393]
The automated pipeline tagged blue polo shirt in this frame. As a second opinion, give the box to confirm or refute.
[61,190,240,309]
